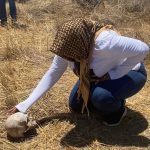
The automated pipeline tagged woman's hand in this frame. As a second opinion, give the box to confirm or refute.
[8,107,19,114]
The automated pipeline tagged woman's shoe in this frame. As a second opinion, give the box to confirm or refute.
[102,107,127,126]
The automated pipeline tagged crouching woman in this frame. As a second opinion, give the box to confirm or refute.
[9,18,149,126]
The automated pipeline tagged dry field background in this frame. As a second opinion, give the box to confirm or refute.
[0,0,150,149]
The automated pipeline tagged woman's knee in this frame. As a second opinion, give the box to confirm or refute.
[69,80,82,112]
[91,87,121,112]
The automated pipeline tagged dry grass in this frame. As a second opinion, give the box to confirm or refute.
[0,0,150,149]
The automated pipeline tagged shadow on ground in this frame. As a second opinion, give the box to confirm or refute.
[8,107,150,148]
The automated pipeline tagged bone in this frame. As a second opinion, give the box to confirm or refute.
[5,112,36,138]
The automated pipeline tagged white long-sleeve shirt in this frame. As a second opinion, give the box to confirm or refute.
[16,30,149,113]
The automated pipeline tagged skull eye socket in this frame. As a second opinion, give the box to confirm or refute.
[27,117,29,123]
[20,120,27,126]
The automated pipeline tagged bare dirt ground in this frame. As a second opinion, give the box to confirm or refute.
[0,0,150,149]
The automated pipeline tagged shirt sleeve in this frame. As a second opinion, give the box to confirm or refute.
[108,33,149,79]
[15,55,68,113]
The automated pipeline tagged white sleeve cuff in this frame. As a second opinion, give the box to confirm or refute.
[15,101,29,113]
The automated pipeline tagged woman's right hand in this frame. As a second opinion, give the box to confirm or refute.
[8,107,19,115]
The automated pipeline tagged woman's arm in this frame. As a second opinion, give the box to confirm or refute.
[15,55,68,113]
[106,31,149,79]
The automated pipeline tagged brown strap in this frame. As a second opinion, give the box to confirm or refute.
[90,70,110,84]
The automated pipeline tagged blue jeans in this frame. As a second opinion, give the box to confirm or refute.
[69,63,147,114]
[0,0,17,22]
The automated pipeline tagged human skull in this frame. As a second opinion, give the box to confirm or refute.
[5,112,36,138]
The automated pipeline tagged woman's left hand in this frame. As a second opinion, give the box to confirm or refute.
[8,107,19,115]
